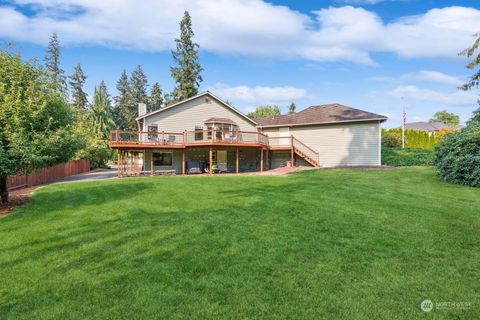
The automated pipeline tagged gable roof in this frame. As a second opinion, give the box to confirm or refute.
[256,103,387,128]
[405,121,462,132]
[136,91,257,125]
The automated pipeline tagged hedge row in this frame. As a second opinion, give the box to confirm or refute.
[382,128,441,150]
[382,147,433,167]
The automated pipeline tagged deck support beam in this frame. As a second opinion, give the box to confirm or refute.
[117,150,121,177]
[209,146,213,175]
[236,148,239,174]
[150,150,154,176]
[182,148,186,175]
[260,148,264,172]
[291,148,294,167]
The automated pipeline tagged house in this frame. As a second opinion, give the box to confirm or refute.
[109,91,387,176]
[405,121,462,134]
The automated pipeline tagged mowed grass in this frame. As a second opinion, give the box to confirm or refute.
[0,168,479,319]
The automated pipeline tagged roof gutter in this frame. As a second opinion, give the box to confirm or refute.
[256,117,388,128]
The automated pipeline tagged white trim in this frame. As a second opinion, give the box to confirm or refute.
[257,118,388,129]
[136,91,258,126]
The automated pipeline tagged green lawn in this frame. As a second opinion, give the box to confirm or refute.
[1,168,479,319]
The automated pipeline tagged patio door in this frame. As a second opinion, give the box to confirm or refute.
[279,127,290,146]
[217,150,228,173]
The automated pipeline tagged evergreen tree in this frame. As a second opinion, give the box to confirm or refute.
[288,102,297,114]
[113,70,133,130]
[68,63,88,109]
[149,82,163,112]
[90,81,115,141]
[130,65,148,107]
[44,32,67,94]
[169,11,203,104]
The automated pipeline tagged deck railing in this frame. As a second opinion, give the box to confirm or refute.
[110,130,269,147]
[267,136,292,148]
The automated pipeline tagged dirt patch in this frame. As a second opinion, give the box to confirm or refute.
[0,187,37,217]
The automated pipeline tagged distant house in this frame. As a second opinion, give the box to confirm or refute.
[110,91,387,176]
[405,122,463,134]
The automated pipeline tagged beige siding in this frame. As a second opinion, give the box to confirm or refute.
[142,96,257,132]
[263,121,381,167]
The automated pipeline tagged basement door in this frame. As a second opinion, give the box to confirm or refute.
[217,150,228,172]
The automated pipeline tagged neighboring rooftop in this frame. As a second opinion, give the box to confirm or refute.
[405,121,462,132]
[255,103,387,127]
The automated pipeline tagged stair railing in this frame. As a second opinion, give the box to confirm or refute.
[291,136,320,166]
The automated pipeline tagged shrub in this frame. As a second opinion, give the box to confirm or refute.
[382,131,402,147]
[433,125,480,187]
[382,128,439,150]
[382,147,433,166]
[75,139,111,169]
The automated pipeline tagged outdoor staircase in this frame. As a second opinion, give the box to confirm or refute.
[291,136,320,167]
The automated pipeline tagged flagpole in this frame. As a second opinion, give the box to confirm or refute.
[402,104,406,149]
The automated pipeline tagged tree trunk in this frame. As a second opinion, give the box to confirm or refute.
[0,176,9,203]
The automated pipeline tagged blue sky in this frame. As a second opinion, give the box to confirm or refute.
[0,0,479,127]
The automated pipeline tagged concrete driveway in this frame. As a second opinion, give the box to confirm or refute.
[58,166,118,183]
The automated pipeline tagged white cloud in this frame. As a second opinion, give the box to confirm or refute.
[0,2,479,64]
[401,70,464,87]
[208,83,307,108]
[338,0,388,4]
[384,85,477,106]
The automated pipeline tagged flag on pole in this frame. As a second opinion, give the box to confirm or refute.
[402,106,406,148]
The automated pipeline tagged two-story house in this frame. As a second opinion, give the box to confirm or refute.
[109,91,387,176]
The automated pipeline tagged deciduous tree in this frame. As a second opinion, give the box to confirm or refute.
[247,105,281,119]
[429,110,460,126]
[0,49,79,202]
[459,34,480,91]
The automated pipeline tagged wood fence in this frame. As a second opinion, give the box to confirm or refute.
[7,160,90,190]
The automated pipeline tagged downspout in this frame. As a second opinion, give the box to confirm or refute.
[378,120,382,166]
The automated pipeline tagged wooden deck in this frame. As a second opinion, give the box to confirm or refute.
[111,130,321,171]
[109,130,271,150]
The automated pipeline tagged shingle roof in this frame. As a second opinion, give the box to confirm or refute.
[255,103,387,127]
[405,121,461,132]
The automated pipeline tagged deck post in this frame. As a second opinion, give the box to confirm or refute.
[150,150,154,176]
[260,148,264,172]
[236,148,239,174]
[182,148,186,175]
[117,150,121,177]
[291,137,294,167]
[209,146,213,175]
[266,150,270,170]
